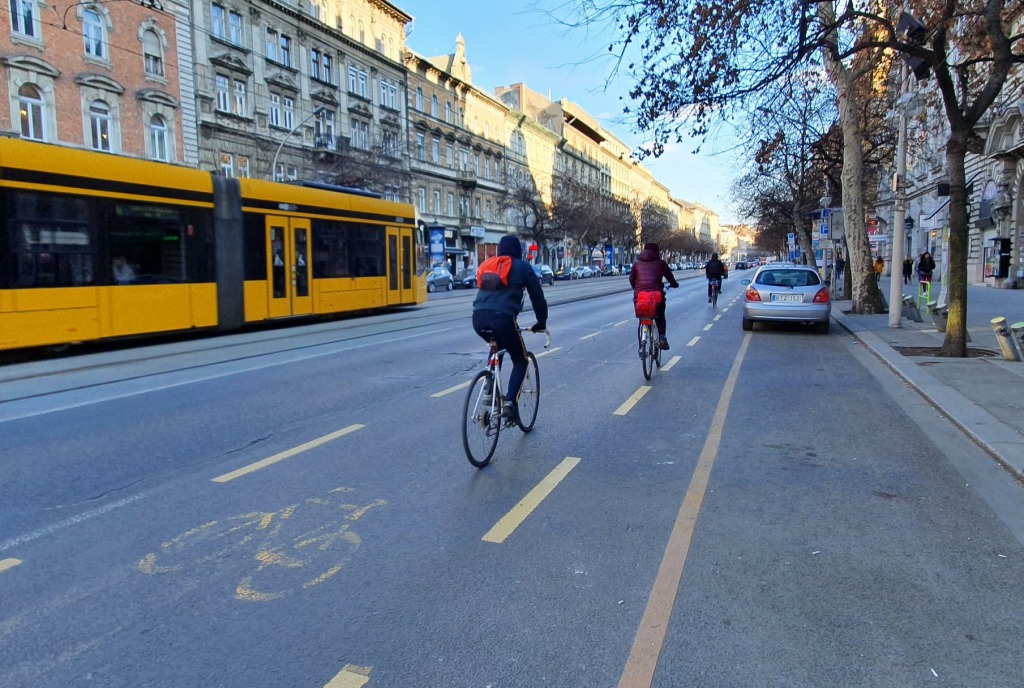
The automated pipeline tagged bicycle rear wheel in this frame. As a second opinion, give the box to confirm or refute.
[654,332,662,367]
[462,371,500,468]
[640,323,654,380]
[515,352,540,432]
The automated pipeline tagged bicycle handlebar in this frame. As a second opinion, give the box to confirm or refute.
[520,327,552,349]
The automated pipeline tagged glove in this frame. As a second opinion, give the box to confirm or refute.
[531,323,547,333]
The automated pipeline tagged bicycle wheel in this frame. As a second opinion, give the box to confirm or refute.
[516,352,540,433]
[712,285,718,308]
[640,324,654,380]
[462,371,500,468]
[654,331,662,367]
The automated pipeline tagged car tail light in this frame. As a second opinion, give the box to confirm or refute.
[813,287,830,303]
[745,286,761,301]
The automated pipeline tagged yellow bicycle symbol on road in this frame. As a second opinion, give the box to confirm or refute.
[139,486,386,601]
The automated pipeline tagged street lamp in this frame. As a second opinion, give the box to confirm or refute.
[270,105,327,180]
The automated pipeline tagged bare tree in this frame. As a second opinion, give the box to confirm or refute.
[316,134,410,198]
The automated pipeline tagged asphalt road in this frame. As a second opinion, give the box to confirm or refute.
[1,272,1023,687]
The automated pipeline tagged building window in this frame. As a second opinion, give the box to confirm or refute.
[347,65,366,97]
[431,138,439,164]
[474,199,481,219]
[431,95,438,118]
[445,101,451,124]
[88,100,111,151]
[269,92,281,127]
[149,114,168,161]
[415,87,423,112]
[350,119,368,150]
[310,48,321,80]
[321,52,332,84]
[382,129,397,157]
[220,152,234,177]
[460,150,468,171]
[446,144,453,168]
[433,190,441,214]
[380,78,396,109]
[82,9,105,58]
[18,84,44,141]
[485,201,492,222]
[314,110,335,148]
[415,132,424,161]
[237,155,249,178]
[473,153,480,175]
[215,75,229,111]
[280,34,291,67]
[447,193,454,217]
[266,28,278,61]
[417,187,425,212]
[228,10,242,45]
[233,79,247,116]
[143,30,164,76]
[10,0,36,37]
[283,97,294,129]
[211,4,225,39]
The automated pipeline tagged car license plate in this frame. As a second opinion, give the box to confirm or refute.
[771,294,802,302]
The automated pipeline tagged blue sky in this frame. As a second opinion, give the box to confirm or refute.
[396,0,741,224]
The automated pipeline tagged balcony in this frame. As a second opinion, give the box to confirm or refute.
[457,169,477,188]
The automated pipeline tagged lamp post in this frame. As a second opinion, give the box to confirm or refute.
[889,70,911,328]
[270,105,327,180]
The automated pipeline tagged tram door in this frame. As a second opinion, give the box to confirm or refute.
[386,226,414,305]
[266,216,313,318]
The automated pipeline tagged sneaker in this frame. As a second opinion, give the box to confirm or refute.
[501,401,517,420]
[659,337,670,350]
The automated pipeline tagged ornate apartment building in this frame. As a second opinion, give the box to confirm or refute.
[0,0,189,161]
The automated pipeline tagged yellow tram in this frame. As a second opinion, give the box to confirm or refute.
[0,138,425,351]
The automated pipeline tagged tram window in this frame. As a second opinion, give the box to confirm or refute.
[349,224,385,277]
[8,190,95,288]
[243,213,267,281]
[311,220,350,278]
[110,203,208,284]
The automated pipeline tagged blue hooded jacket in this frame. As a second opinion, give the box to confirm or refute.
[472,235,548,326]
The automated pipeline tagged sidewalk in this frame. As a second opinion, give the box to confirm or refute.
[831,277,1024,480]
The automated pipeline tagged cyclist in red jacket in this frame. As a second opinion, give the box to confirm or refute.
[629,242,679,349]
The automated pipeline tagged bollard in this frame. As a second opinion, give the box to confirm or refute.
[1012,322,1024,358]
[990,317,1021,361]
[929,302,947,332]
[902,295,923,322]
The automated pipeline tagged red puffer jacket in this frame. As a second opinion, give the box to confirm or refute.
[629,245,679,294]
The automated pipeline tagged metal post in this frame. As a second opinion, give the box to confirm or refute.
[990,317,1022,361]
[889,69,909,328]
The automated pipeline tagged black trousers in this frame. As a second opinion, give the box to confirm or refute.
[472,310,528,403]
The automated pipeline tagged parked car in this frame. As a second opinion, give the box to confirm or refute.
[453,267,477,289]
[601,264,619,276]
[426,266,454,292]
[533,264,555,285]
[554,267,576,280]
[574,266,594,279]
[741,264,831,333]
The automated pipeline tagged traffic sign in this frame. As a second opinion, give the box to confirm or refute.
[822,208,831,219]
[820,223,829,238]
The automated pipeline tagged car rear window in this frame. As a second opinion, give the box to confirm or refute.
[757,269,821,287]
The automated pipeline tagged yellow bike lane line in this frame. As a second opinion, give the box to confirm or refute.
[482,457,581,544]
[211,424,365,483]
[618,332,752,688]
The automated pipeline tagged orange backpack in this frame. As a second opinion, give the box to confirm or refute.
[476,256,513,290]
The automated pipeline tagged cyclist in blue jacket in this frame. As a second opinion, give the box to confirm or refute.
[472,235,549,421]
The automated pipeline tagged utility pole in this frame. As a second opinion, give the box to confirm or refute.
[889,68,909,329]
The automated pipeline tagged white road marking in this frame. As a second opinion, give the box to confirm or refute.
[212,424,364,483]
[431,380,471,398]
[660,356,682,371]
[614,386,652,416]
[687,337,700,347]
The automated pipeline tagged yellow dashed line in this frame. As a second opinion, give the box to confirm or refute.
[660,356,682,371]
[614,386,652,416]
[703,324,713,331]
[0,558,22,574]
[482,457,581,544]
[212,425,364,483]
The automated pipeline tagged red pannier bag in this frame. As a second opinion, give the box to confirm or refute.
[634,290,662,318]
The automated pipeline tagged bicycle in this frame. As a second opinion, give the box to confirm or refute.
[709,277,722,308]
[462,326,551,468]
[635,288,670,381]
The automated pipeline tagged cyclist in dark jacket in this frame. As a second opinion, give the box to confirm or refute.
[705,253,725,302]
[472,235,548,420]
[629,242,679,350]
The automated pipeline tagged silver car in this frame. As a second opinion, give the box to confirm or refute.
[741,264,831,334]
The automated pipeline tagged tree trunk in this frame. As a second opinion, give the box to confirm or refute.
[794,210,815,268]
[819,4,885,314]
[941,133,970,356]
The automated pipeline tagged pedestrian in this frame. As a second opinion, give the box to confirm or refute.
[874,255,884,282]
[835,254,845,280]
[916,251,936,283]
[902,256,914,285]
